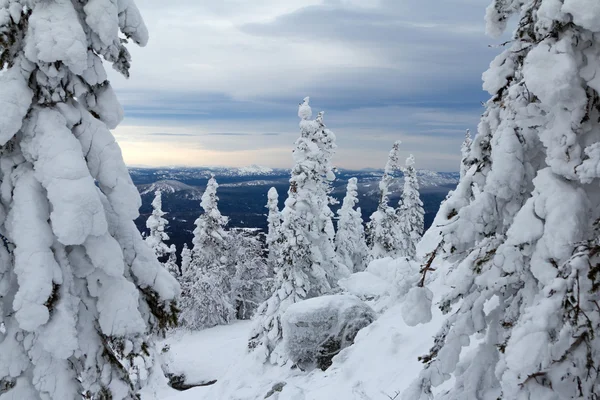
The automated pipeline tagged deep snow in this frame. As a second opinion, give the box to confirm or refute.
[144,257,454,400]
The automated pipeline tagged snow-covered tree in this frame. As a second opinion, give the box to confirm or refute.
[396,155,424,259]
[367,141,402,259]
[228,229,271,320]
[164,244,179,278]
[145,190,172,261]
[0,1,179,398]
[249,97,347,363]
[459,129,473,179]
[336,178,369,272]
[265,187,282,269]
[405,2,600,399]
[180,243,191,276]
[180,175,232,329]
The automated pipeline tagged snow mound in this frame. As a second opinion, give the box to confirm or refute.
[338,271,389,300]
[282,294,375,371]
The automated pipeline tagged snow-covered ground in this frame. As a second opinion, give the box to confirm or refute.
[141,321,252,400]
[145,256,454,400]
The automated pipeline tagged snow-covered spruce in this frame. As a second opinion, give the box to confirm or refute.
[180,175,233,330]
[459,129,473,179]
[407,2,600,399]
[180,243,191,276]
[335,178,369,272]
[249,98,348,364]
[0,1,179,399]
[145,190,173,261]
[367,140,402,260]
[396,155,424,259]
[165,244,179,278]
[228,229,271,320]
[265,187,282,270]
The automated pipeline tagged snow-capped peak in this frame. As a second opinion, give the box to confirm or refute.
[237,165,274,176]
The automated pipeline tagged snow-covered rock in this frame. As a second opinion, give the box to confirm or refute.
[281,294,375,371]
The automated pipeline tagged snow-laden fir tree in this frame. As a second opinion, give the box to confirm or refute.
[145,190,172,261]
[249,97,348,363]
[0,1,179,398]
[180,243,191,277]
[459,129,473,179]
[335,178,369,272]
[228,229,270,320]
[405,1,600,399]
[367,141,402,259]
[396,155,424,259]
[164,244,179,278]
[180,175,233,329]
[265,187,282,270]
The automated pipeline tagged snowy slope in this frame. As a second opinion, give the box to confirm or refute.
[139,180,201,195]
[146,258,454,400]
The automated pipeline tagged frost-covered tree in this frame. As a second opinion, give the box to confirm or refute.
[180,175,232,329]
[335,178,369,272]
[180,243,191,276]
[164,244,179,278]
[396,155,424,259]
[228,229,270,320]
[459,129,473,179]
[367,141,402,259]
[249,97,348,363]
[145,190,172,261]
[0,1,179,398]
[265,187,282,269]
[405,2,600,399]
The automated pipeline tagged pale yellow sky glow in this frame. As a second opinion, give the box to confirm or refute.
[113,124,294,168]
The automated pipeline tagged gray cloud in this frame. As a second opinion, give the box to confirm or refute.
[108,0,511,170]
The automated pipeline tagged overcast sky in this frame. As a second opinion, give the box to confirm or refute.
[109,0,507,171]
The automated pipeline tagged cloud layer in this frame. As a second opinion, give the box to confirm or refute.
[110,0,508,171]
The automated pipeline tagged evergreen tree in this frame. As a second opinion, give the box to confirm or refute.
[180,175,232,329]
[397,155,424,259]
[249,97,347,363]
[145,190,172,261]
[0,1,179,398]
[405,2,600,398]
[180,243,192,276]
[367,141,402,259]
[459,129,473,179]
[336,178,369,272]
[165,244,179,278]
[265,187,282,270]
[228,229,270,320]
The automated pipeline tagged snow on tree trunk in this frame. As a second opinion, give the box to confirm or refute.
[396,154,424,259]
[180,175,233,329]
[367,141,403,259]
[335,178,369,272]
[406,2,600,399]
[249,97,348,364]
[145,190,172,261]
[0,1,179,398]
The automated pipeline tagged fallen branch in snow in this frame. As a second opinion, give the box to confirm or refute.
[418,241,442,287]
[166,373,217,391]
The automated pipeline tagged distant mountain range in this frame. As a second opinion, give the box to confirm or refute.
[130,166,459,257]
